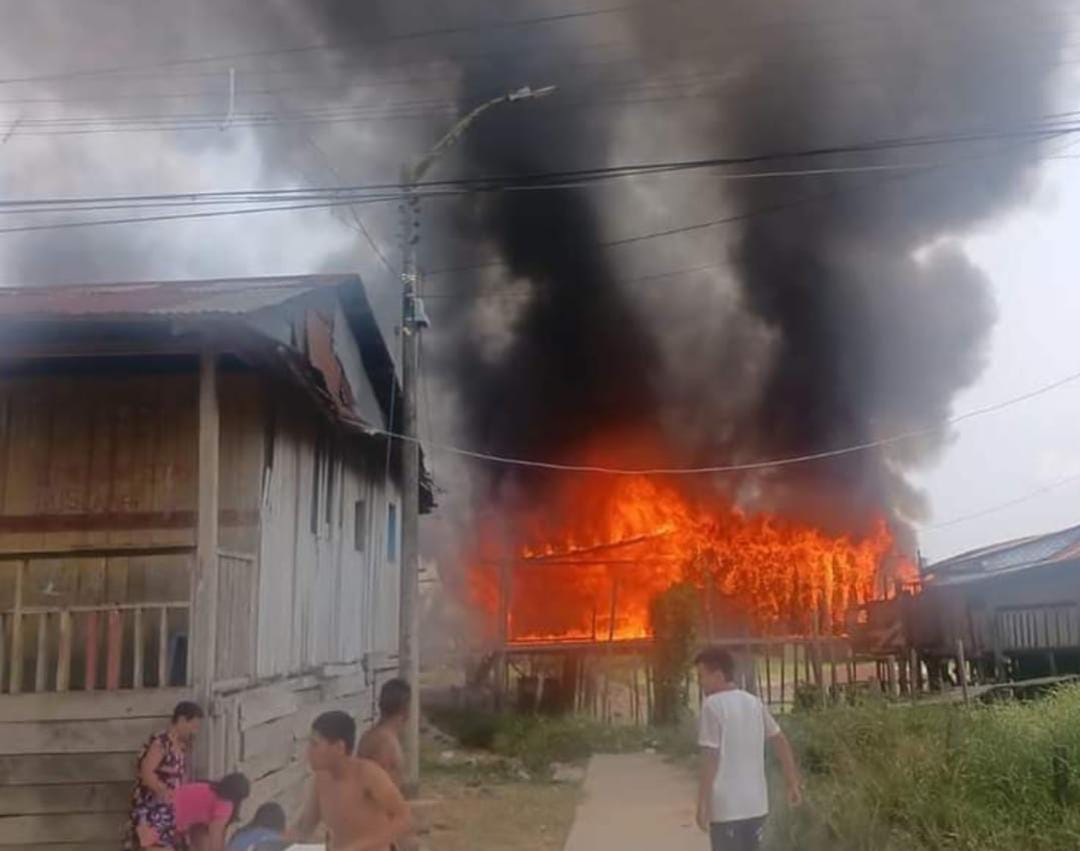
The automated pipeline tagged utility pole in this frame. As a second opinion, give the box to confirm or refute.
[398,169,424,790]
[396,84,557,788]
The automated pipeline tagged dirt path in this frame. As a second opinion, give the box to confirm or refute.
[562,753,704,851]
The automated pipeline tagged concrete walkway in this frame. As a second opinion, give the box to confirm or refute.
[563,753,704,851]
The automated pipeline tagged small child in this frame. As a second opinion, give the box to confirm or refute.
[227,802,286,851]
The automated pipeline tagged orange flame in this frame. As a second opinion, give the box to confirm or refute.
[468,445,913,644]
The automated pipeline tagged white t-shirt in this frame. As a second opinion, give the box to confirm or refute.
[697,688,781,823]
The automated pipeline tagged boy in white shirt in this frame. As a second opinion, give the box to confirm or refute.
[695,646,802,851]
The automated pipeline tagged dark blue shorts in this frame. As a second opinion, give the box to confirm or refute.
[709,817,766,851]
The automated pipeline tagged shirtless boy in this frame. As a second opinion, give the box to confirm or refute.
[355,679,410,788]
[287,711,409,851]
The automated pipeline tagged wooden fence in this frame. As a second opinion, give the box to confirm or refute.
[506,634,922,721]
[0,546,194,694]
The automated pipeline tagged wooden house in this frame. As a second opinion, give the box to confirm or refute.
[909,523,1080,679]
[0,274,432,850]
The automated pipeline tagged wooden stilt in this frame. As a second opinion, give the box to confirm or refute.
[765,643,773,707]
[780,642,787,712]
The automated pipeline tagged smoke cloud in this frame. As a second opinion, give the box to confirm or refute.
[0,0,1072,550]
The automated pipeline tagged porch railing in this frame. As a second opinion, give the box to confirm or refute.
[0,545,193,694]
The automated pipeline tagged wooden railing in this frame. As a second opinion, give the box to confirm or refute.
[0,546,194,694]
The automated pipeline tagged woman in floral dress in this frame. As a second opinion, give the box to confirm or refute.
[123,701,203,850]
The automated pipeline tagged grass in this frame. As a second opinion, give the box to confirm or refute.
[430,687,1080,849]
[765,685,1080,851]
[428,707,697,773]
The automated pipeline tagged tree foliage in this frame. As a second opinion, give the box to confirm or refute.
[649,581,699,725]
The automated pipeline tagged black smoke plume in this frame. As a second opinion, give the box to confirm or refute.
[1,1,1071,545]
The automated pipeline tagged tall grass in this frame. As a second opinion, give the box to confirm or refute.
[429,707,697,772]
[768,686,1080,850]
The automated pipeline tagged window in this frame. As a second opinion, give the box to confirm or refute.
[386,503,398,562]
[354,500,367,552]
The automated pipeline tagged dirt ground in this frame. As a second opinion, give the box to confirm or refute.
[417,773,580,851]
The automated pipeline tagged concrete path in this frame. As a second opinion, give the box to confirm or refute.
[562,753,704,851]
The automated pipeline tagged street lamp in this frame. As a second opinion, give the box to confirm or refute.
[397,84,556,788]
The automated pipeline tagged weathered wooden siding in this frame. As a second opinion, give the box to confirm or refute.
[0,688,189,849]
[216,666,373,823]
[256,388,401,680]
[214,372,264,682]
[0,371,197,555]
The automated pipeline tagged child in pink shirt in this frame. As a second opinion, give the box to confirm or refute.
[172,774,250,851]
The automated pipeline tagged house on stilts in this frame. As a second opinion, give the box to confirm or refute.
[0,274,432,849]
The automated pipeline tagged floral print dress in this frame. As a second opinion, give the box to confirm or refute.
[123,731,186,850]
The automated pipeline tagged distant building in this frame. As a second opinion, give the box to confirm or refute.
[0,275,432,849]
[911,523,1080,679]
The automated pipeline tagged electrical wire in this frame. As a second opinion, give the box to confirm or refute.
[352,366,1080,476]
[921,473,1080,531]
[5,114,1080,213]
[0,1,662,88]
[426,123,1080,280]
[3,0,1073,92]
[4,127,1075,236]
[283,114,397,279]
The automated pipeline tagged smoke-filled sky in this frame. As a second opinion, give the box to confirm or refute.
[2,0,1079,563]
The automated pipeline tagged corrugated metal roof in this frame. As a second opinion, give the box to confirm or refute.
[927,523,1080,587]
[0,274,350,319]
[0,274,436,509]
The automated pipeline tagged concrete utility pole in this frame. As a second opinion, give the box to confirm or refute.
[397,84,556,787]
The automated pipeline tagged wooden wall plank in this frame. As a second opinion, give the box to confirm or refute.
[248,759,309,816]
[12,845,115,851]
[238,684,299,731]
[0,718,161,755]
[0,753,133,786]
[0,811,121,845]
[256,398,298,680]
[0,687,188,723]
[242,714,295,762]
[0,782,128,816]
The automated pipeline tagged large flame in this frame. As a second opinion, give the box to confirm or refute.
[468,443,913,644]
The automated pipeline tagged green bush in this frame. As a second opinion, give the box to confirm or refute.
[429,708,690,773]
[766,685,1080,851]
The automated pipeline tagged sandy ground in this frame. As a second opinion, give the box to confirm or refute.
[419,774,579,851]
[562,753,704,851]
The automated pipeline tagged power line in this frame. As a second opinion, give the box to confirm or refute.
[4,0,1074,92]
[5,114,1080,213]
[426,123,1080,280]
[0,149,1074,236]
[7,125,1073,237]
[921,473,1080,531]
[352,365,1080,476]
[284,116,397,279]
[0,194,407,235]
[0,1,657,88]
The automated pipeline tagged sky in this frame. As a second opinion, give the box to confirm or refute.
[913,151,1080,561]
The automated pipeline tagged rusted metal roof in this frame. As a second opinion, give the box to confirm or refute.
[0,274,436,510]
[0,274,349,319]
[927,522,1080,587]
